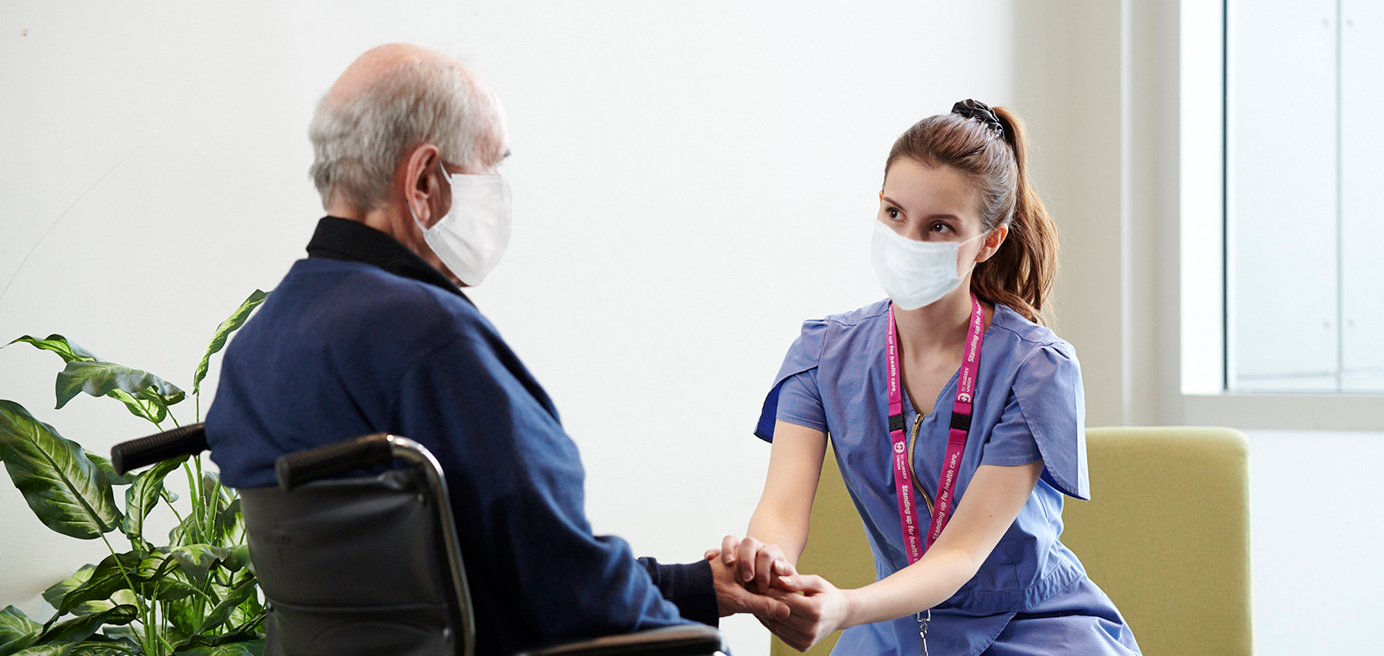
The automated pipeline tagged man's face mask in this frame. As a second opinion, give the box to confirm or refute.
[412,164,512,286]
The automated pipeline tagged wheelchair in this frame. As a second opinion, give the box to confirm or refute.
[112,424,726,656]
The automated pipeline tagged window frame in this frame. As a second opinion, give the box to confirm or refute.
[1171,0,1384,430]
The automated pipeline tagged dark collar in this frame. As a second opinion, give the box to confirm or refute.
[306,216,472,305]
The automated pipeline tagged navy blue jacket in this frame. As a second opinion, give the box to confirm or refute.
[205,218,715,655]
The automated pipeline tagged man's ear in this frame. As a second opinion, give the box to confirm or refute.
[401,144,442,225]
[975,224,1009,263]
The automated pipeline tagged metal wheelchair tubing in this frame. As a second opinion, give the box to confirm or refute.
[386,435,477,656]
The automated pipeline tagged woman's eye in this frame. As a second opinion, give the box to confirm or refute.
[886,208,902,221]
[930,222,953,233]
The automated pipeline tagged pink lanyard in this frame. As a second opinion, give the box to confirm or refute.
[886,294,985,563]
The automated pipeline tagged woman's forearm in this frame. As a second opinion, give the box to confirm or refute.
[747,503,811,565]
[840,463,1043,628]
[745,420,829,566]
[841,546,979,627]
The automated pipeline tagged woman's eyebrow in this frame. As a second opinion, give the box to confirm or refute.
[881,197,961,223]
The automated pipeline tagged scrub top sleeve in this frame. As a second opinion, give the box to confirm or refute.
[774,370,828,435]
[980,390,1043,467]
[1008,344,1091,500]
[755,319,829,442]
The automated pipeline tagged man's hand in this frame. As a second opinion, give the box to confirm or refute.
[758,574,856,652]
[707,549,792,619]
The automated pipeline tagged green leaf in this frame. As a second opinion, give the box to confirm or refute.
[42,566,95,611]
[163,595,201,638]
[53,553,140,617]
[169,545,229,587]
[9,335,99,364]
[204,633,262,650]
[192,290,269,396]
[174,641,264,656]
[122,457,188,542]
[223,545,252,574]
[228,590,263,634]
[193,579,256,636]
[96,627,137,644]
[135,552,177,581]
[55,362,184,412]
[67,640,139,656]
[132,552,210,601]
[170,472,234,548]
[133,561,205,604]
[9,644,76,656]
[0,401,122,539]
[85,455,132,487]
[105,390,163,425]
[0,605,44,654]
[217,500,244,551]
[38,606,136,645]
[66,590,138,618]
[168,514,195,548]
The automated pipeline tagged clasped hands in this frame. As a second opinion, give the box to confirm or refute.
[706,535,853,652]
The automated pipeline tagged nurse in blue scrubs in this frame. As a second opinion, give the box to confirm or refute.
[720,101,1141,655]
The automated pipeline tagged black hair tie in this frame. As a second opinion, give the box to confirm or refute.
[951,99,1005,139]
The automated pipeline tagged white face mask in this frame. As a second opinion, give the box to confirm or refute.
[411,166,512,286]
[870,220,988,310]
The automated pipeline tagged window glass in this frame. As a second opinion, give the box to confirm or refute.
[1228,0,1384,392]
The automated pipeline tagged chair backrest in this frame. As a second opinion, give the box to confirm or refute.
[772,427,1253,656]
[1062,426,1253,656]
[241,467,466,656]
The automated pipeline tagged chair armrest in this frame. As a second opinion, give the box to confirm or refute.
[514,624,724,656]
[110,423,208,475]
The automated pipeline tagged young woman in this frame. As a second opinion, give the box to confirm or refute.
[720,101,1141,655]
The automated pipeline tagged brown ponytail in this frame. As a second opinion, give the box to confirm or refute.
[883,104,1058,324]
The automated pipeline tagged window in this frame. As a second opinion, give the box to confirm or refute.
[1225,0,1384,393]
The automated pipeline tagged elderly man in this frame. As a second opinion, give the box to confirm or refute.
[203,44,786,654]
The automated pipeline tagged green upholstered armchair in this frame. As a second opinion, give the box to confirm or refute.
[772,427,1253,656]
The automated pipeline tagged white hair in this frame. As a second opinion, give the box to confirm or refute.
[308,58,503,211]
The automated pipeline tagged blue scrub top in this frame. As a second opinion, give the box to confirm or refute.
[757,300,1138,655]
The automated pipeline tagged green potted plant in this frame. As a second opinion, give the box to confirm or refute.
[0,290,269,656]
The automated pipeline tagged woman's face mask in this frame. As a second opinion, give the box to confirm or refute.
[871,221,989,310]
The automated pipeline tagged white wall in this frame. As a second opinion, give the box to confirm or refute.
[0,2,1029,653]
[1247,430,1384,655]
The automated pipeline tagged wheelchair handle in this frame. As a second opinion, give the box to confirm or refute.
[276,433,395,492]
[111,423,209,475]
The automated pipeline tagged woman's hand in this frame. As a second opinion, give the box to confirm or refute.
[759,574,857,652]
[706,534,795,594]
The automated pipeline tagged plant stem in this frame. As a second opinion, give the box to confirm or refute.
[164,495,189,542]
[154,625,177,656]
[194,457,208,543]
[181,463,201,545]
[206,479,224,545]
[100,531,153,655]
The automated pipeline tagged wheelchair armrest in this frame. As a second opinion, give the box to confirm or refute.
[514,624,724,656]
[110,423,208,475]
[275,433,396,492]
